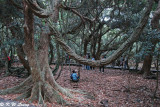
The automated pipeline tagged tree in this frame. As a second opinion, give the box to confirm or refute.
[141,32,159,77]
[151,0,160,29]
[53,0,153,67]
[0,0,71,105]
[59,0,147,59]
[0,0,153,105]
[138,0,160,77]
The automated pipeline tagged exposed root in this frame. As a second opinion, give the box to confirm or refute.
[68,88,95,100]
[47,72,73,98]
[38,82,44,104]
[43,82,66,105]
[14,89,31,100]
[68,88,87,95]
[0,75,91,105]
[27,82,40,103]
[58,87,73,98]
[0,76,32,95]
[19,81,68,105]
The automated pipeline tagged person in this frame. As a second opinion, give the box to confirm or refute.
[68,56,71,63]
[70,70,79,82]
[7,56,11,68]
[65,54,68,63]
[99,56,105,73]
[120,56,124,69]
[111,61,115,68]
[91,57,95,70]
[86,54,90,70]
[124,56,128,70]
[82,55,86,70]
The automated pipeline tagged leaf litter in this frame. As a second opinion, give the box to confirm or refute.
[0,65,160,107]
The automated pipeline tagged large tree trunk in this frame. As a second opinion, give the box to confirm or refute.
[0,0,74,105]
[22,0,70,104]
[141,42,157,77]
[141,54,153,76]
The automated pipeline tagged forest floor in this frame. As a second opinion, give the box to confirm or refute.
[0,64,160,107]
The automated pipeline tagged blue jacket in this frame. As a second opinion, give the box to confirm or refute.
[71,73,79,81]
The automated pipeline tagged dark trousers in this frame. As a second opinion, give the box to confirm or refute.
[72,79,79,82]
[100,66,104,72]
[71,76,79,82]
[8,60,11,68]
[86,65,90,70]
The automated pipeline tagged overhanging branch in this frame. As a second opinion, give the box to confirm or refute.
[49,0,152,67]
[59,4,93,24]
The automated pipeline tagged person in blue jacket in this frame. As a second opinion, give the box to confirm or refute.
[70,70,79,82]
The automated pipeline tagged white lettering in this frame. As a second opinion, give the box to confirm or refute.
[0,102,4,106]
[11,102,17,106]
[5,102,10,106]
[17,103,29,107]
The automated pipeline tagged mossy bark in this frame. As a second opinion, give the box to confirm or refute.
[0,0,72,105]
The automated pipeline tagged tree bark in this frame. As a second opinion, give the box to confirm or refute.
[22,0,71,104]
[141,54,153,76]
[0,0,73,105]
[141,42,157,77]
